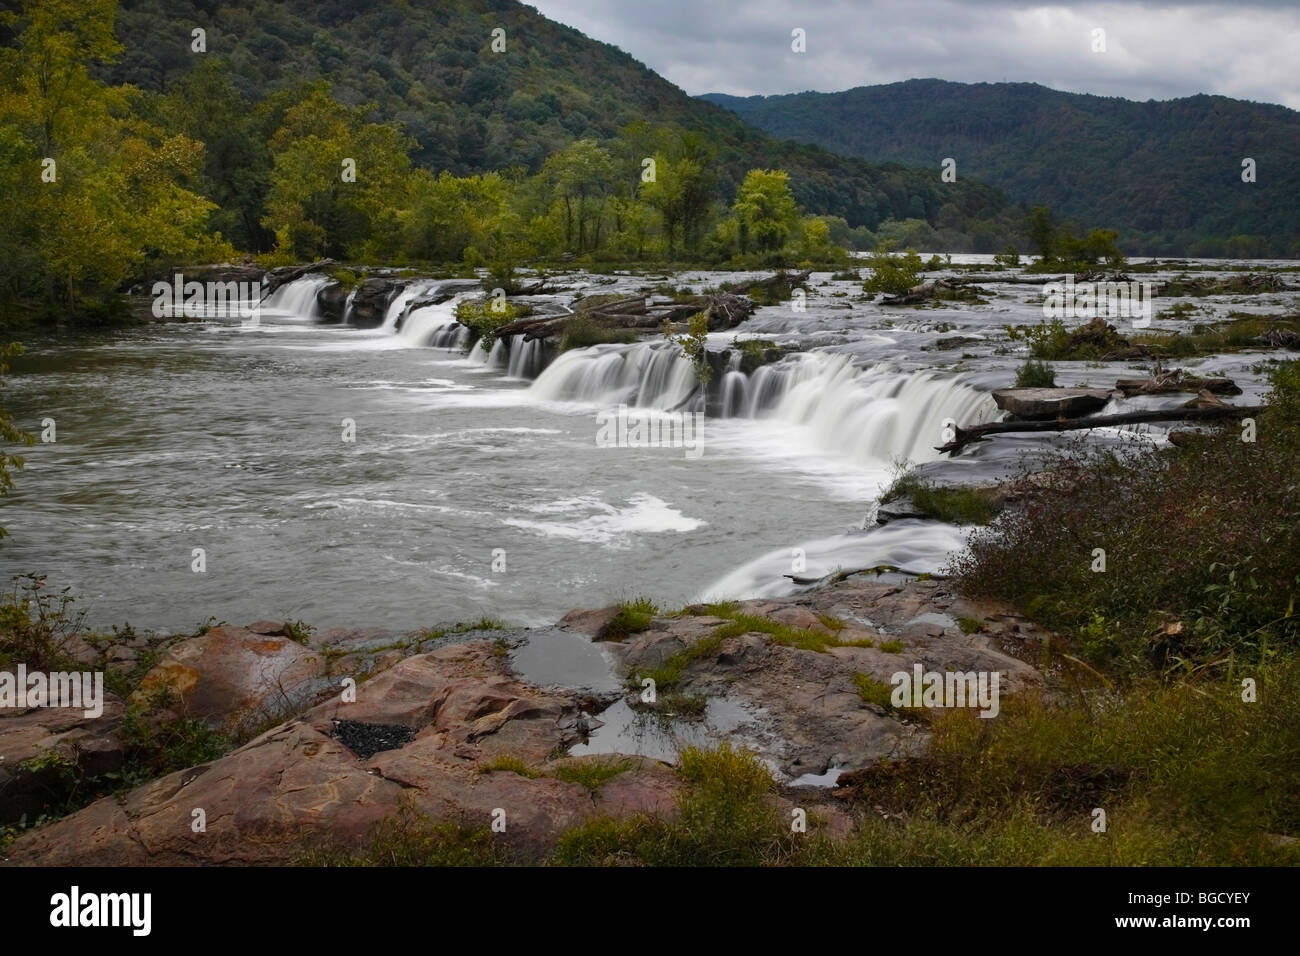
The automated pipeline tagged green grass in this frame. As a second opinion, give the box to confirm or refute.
[881,472,997,525]
[958,617,982,635]
[877,639,904,653]
[603,597,658,640]
[854,673,895,708]
[476,754,541,778]
[551,757,634,790]
[301,809,508,866]
[631,632,725,691]
[553,742,799,866]
[1131,314,1300,357]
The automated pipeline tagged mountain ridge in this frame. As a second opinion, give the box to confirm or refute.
[701,78,1300,255]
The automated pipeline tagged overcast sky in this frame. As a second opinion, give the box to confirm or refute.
[527,0,1300,109]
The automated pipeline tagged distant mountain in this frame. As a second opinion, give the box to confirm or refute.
[92,1,1009,235]
[702,79,1300,255]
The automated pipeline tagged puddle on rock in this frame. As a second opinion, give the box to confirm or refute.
[570,695,767,763]
[508,626,622,693]
[905,611,958,631]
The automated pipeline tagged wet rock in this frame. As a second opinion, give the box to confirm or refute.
[558,606,623,640]
[316,281,350,322]
[992,387,1114,420]
[347,278,401,327]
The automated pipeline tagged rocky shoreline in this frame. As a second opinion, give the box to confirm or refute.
[1,573,1053,865]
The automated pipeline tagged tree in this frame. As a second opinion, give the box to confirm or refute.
[540,139,614,254]
[262,84,413,260]
[731,170,799,254]
[0,0,226,313]
[1026,204,1056,260]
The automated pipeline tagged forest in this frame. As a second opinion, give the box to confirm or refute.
[704,78,1300,258]
[0,0,1030,325]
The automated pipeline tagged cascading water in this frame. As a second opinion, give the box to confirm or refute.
[528,342,998,467]
[380,280,435,331]
[529,341,700,410]
[262,275,329,319]
[506,337,548,378]
[742,352,997,465]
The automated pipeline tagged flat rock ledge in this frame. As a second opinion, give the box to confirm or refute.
[2,577,1052,866]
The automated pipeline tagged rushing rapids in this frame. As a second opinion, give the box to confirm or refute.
[4,262,1280,631]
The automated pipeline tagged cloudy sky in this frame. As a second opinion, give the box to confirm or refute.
[527,0,1300,109]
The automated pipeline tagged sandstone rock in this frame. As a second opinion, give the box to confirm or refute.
[132,625,330,733]
[992,387,1114,420]
[0,693,126,823]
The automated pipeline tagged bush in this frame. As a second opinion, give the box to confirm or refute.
[952,360,1300,677]
[863,244,924,297]
[456,297,519,352]
[1014,359,1057,388]
[0,574,83,670]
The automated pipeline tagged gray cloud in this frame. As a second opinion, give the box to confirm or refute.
[525,0,1300,108]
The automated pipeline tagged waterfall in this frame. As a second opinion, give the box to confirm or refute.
[742,352,997,465]
[399,299,458,346]
[506,337,548,379]
[527,342,998,466]
[262,276,328,319]
[721,370,749,417]
[380,280,435,331]
[529,342,699,409]
[342,289,357,325]
[485,339,508,369]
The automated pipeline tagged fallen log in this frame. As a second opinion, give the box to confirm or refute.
[1115,375,1241,396]
[936,404,1267,455]
[785,565,943,587]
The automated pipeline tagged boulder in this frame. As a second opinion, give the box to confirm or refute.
[346,278,401,327]
[315,281,350,323]
[991,387,1114,420]
[0,693,126,823]
[131,625,331,733]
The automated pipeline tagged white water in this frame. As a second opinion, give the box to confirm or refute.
[527,341,997,468]
[698,522,969,602]
[262,275,329,319]
[530,341,700,409]
[380,280,435,331]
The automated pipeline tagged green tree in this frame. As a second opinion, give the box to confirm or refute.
[0,0,226,314]
[262,84,413,260]
[540,139,614,254]
[731,169,800,254]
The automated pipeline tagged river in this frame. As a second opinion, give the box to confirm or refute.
[0,257,1284,633]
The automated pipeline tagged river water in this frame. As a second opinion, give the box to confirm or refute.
[0,258,1288,633]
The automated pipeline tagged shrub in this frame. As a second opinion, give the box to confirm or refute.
[1014,359,1057,388]
[863,244,924,297]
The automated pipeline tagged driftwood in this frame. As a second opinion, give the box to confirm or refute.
[723,270,811,296]
[1115,373,1241,396]
[784,565,943,587]
[936,405,1267,455]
